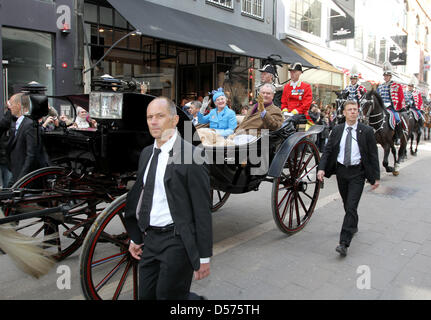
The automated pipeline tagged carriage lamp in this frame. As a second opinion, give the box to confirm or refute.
[21,81,49,120]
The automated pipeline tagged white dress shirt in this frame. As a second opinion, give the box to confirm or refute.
[15,115,25,134]
[135,129,209,263]
[137,130,178,227]
[337,122,361,166]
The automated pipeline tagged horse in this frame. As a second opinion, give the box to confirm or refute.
[334,90,348,124]
[423,105,431,140]
[405,107,423,156]
[360,90,400,176]
[334,90,365,125]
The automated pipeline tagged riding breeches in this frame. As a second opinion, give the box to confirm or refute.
[387,106,400,124]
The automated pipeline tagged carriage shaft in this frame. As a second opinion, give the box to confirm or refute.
[0,206,70,225]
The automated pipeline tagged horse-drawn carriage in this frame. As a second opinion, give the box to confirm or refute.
[0,76,324,300]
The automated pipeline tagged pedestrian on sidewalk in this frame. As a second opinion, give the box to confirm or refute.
[124,97,212,300]
[317,100,380,257]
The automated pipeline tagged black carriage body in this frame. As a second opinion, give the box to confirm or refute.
[43,93,196,174]
[43,93,154,174]
[205,121,299,194]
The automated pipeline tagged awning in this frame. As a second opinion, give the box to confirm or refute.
[290,38,412,85]
[107,0,312,67]
[284,39,343,74]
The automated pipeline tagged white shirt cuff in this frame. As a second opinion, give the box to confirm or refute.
[200,257,210,264]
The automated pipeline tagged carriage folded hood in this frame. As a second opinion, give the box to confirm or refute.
[107,0,312,67]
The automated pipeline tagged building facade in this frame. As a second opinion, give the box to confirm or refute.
[0,0,82,109]
[2,0,308,113]
[276,0,431,104]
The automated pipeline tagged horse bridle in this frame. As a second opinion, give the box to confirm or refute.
[360,95,386,133]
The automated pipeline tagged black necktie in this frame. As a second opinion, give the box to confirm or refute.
[344,127,353,166]
[138,148,162,232]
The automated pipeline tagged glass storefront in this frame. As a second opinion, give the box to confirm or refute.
[83,0,259,112]
[2,27,54,100]
[300,69,343,107]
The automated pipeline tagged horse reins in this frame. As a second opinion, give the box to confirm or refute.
[361,96,386,133]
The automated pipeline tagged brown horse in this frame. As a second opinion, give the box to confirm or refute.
[360,90,400,176]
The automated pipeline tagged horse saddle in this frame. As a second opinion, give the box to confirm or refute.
[387,110,397,130]
[410,109,423,122]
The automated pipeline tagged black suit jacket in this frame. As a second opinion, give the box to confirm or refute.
[124,134,212,271]
[7,117,50,185]
[318,122,380,185]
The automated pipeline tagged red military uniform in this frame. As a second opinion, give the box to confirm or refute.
[281,81,313,115]
[389,82,406,111]
[412,90,424,110]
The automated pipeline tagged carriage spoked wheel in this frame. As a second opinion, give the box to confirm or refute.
[80,194,137,300]
[210,188,230,212]
[3,166,100,260]
[271,139,321,234]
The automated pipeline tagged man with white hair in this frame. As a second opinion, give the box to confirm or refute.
[235,83,283,136]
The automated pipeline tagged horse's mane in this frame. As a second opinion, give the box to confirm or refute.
[367,90,385,110]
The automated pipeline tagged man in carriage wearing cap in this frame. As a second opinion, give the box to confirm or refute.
[281,62,314,125]
[343,66,367,103]
[255,64,283,107]
[404,76,425,125]
[377,62,406,140]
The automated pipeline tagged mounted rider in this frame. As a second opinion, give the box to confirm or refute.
[404,76,424,125]
[281,62,314,126]
[376,61,406,136]
[343,65,367,103]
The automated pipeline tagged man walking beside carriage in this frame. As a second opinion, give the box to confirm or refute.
[317,100,380,257]
[125,96,212,300]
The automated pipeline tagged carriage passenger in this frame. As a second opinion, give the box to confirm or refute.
[40,106,60,131]
[188,101,201,126]
[281,62,315,126]
[227,83,283,145]
[197,88,237,137]
[71,106,98,130]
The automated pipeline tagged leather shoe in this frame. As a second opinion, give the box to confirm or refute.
[336,244,348,257]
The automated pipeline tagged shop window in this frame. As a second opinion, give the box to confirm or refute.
[415,15,420,43]
[114,11,128,29]
[378,39,386,64]
[2,27,54,97]
[242,0,264,20]
[207,0,233,10]
[100,6,113,26]
[113,30,128,48]
[290,0,321,37]
[84,3,98,23]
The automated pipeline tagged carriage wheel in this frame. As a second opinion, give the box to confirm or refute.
[3,166,99,260]
[210,188,230,212]
[80,194,137,300]
[271,139,321,234]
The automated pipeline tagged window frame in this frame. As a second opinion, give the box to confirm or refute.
[206,0,234,11]
[241,0,264,21]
